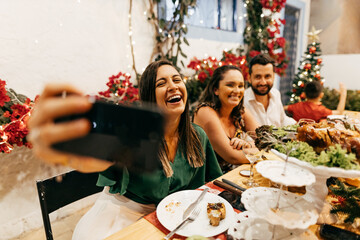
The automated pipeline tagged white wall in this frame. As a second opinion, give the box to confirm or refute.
[0,0,242,100]
[322,54,360,90]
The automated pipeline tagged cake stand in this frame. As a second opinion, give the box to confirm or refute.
[271,149,360,212]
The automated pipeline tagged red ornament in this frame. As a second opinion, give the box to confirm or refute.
[304,63,312,70]
[309,46,316,54]
[314,74,321,80]
[292,89,297,93]
[300,92,306,100]
[317,58,322,65]
[300,83,305,88]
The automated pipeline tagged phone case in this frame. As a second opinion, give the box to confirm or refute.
[53,100,164,173]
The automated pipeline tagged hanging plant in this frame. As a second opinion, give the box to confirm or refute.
[147,0,197,70]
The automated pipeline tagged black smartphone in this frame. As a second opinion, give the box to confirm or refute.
[319,224,360,240]
[53,99,164,173]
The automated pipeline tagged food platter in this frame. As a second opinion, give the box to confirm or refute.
[241,187,318,229]
[272,149,360,212]
[156,190,235,237]
[256,160,316,187]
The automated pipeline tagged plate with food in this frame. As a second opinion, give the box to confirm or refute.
[156,190,235,237]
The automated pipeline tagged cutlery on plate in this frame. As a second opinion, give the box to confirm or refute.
[164,207,201,240]
[213,180,243,196]
[222,178,247,191]
[182,188,208,220]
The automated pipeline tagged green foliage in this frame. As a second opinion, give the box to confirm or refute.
[322,88,360,111]
[330,179,360,223]
[148,0,197,70]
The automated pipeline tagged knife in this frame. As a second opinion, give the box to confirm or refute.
[213,180,243,196]
[222,178,247,191]
[182,188,208,220]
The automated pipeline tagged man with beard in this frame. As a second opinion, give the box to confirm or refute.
[244,54,296,127]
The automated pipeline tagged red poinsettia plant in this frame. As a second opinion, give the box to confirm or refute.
[0,79,34,153]
[186,50,248,104]
[98,72,139,103]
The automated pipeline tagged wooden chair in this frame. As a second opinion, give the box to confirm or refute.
[36,170,103,240]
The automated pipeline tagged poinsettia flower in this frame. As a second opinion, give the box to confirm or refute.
[197,71,208,83]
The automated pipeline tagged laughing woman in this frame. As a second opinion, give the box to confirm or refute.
[193,65,259,173]
[28,60,222,240]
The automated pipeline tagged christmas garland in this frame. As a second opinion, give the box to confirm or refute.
[0,79,34,153]
[243,0,288,75]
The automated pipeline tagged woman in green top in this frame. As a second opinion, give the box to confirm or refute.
[28,60,222,240]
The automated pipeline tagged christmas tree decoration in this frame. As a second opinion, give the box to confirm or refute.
[329,179,360,224]
[307,26,323,42]
[243,0,288,76]
[98,72,139,103]
[287,26,324,104]
[0,79,34,153]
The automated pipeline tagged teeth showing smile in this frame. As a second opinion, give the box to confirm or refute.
[167,94,182,103]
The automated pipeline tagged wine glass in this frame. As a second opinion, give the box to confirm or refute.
[241,131,260,187]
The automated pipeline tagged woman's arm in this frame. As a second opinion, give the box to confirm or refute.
[242,107,260,132]
[193,106,249,165]
[28,83,113,172]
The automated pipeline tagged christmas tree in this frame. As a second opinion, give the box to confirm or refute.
[288,26,323,104]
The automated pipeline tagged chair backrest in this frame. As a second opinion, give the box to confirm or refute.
[36,170,103,240]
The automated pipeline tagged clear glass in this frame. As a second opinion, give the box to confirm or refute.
[240,131,259,187]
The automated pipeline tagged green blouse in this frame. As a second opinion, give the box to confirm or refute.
[96,124,222,205]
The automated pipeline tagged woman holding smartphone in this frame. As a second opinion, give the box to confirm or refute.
[28,60,222,240]
[193,65,259,173]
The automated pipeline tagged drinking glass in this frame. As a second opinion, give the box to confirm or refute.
[240,131,260,187]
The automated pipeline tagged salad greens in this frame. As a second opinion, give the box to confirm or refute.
[274,142,359,170]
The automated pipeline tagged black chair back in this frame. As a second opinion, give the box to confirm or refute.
[36,170,103,240]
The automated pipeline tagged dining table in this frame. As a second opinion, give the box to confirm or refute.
[104,150,358,240]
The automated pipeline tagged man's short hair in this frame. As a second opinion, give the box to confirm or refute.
[304,80,323,99]
[249,53,275,75]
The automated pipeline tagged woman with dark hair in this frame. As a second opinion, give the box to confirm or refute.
[28,60,222,239]
[193,65,259,173]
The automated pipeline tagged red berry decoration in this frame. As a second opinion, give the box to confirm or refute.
[317,58,322,65]
[309,46,316,54]
[300,83,305,88]
[314,74,321,80]
[292,88,297,93]
[304,63,312,70]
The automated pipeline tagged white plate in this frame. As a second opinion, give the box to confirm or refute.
[241,187,318,229]
[256,160,316,187]
[227,212,317,240]
[156,190,235,237]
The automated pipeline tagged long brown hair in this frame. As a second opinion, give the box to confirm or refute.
[139,60,204,177]
[197,65,245,127]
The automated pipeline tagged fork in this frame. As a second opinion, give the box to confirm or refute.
[163,207,201,240]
